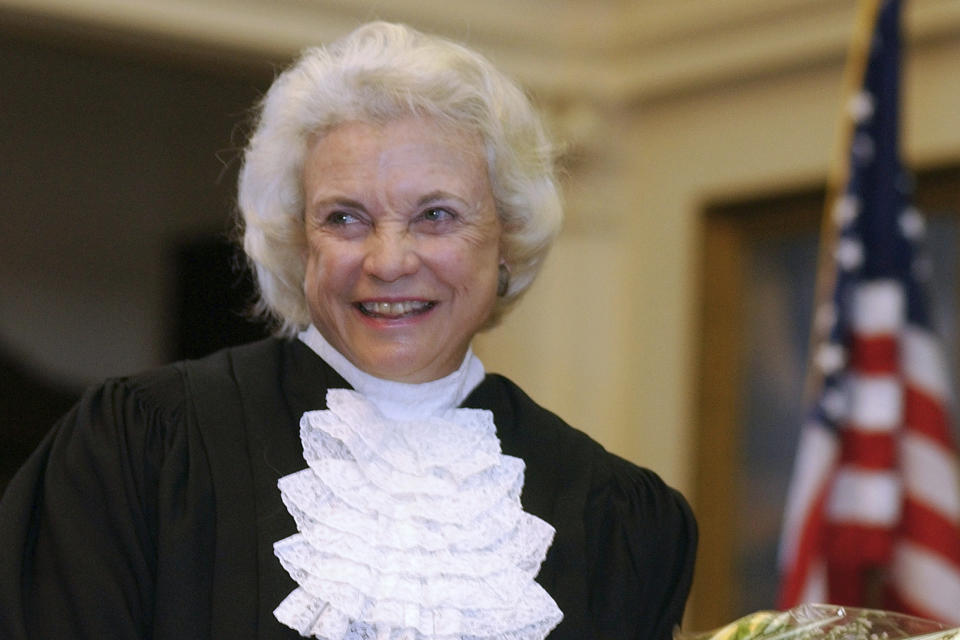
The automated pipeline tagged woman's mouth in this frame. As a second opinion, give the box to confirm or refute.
[356,300,436,318]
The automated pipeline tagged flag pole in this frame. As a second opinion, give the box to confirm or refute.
[804,0,885,405]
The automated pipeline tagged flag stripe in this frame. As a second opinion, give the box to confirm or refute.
[847,375,902,430]
[849,334,898,373]
[779,424,839,568]
[778,468,832,608]
[900,432,960,520]
[825,468,901,525]
[904,383,954,449]
[891,542,960,624]
[851,280,904,333]
[900,498,960,568]
[838,429,896,469]
[825,523,894,566]
[903,325,951,399]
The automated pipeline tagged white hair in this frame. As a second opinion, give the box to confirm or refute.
[238,21,563,336]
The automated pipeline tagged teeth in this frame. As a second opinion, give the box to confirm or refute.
[361,301,431,316]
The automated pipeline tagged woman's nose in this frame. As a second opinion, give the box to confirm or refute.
[363,229,420,282]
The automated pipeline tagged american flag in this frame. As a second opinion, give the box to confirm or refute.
[777,0,960,623]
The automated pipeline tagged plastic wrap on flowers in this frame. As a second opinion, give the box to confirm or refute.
[675,604,960,640]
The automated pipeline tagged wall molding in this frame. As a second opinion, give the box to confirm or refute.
[2,0,959,102]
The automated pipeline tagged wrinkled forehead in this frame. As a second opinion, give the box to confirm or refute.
[302,117,493,205]
[311,114,483,153]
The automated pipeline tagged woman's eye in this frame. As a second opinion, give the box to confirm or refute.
[318,210,368,237]
[421,207,454,222]
[326,211,358,225]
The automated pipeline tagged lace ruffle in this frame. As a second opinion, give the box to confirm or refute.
[274,389,563,640]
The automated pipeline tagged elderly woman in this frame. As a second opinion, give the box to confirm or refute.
[0,21,695,640]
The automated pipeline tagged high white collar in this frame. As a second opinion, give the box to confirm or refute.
[298,324,486,421]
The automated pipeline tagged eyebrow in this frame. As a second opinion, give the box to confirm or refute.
[416,190,469,207]
[307,190,471,213]
[307,196,367,212]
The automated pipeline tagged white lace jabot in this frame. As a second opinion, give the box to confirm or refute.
[271,327,563,639]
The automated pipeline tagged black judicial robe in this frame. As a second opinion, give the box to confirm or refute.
[0,338,696,640]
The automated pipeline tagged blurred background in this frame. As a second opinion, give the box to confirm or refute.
[2,0,960,630]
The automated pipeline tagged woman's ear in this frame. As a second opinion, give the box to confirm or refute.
[497,261,510,297]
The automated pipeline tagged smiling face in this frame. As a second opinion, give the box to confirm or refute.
[301,117,502,383]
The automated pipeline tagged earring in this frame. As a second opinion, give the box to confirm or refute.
[497,263,510,297]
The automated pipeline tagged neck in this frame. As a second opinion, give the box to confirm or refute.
[298,325,486,420]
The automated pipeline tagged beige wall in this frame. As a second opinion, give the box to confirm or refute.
[3,0,960,501]
[484,2,960,497]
